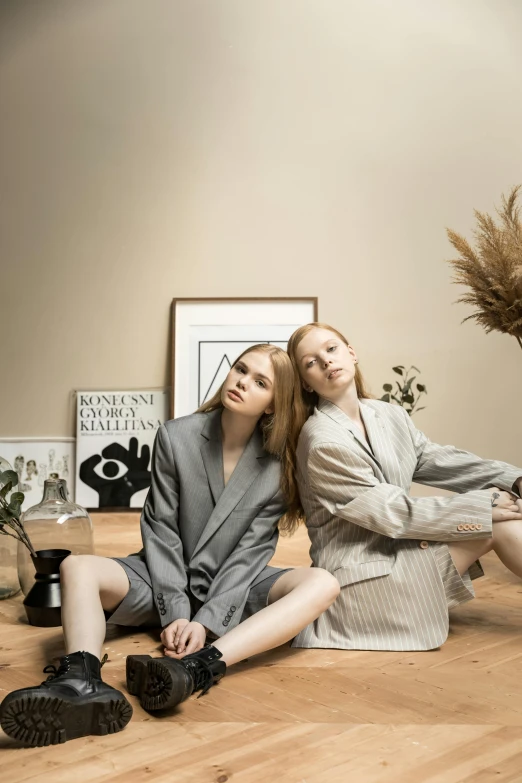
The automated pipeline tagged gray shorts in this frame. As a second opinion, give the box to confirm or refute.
[106,556,292,630]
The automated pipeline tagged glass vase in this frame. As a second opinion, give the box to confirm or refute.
[17,479,94,596]
[0,456,21,600]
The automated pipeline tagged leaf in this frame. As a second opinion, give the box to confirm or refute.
[7,497,22,517]
[403,377,415,392]
[10,492,24,506]
[403,394,414,404]
[0,470,18,488]
[392,367,404,375]
[411,366,421,373]
[383,384,393,392]
[416,384,426,392]
[416,407,426,412]
[0,482,13,499]
[380,394,391,402]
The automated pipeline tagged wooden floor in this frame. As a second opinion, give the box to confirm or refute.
[1,515,522,782]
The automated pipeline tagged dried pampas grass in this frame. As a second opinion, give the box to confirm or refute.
[446,185,522,351]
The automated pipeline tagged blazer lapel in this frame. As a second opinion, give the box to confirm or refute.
[360,401,403,485]
[319,399,383,471]
[200,410,225,504]
[192,423,264,558]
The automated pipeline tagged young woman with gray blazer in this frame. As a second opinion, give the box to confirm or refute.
[286,323,522,652]
[0,344,339,746]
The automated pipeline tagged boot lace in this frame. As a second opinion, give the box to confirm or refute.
[43,655,71,681]
[41,652,108,682]
[184,658,216,698]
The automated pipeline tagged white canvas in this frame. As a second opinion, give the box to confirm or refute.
[0,438,75,510]
[174,300,316,417]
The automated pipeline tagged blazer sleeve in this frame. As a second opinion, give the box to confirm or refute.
[402,408,522,496]
[191,491,284,637]
[140,424,191,626]
[308,442,494,541]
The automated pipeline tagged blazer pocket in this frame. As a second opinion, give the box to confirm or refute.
[334,560,392,587]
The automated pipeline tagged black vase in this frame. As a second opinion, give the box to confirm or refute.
[23,548,71,627]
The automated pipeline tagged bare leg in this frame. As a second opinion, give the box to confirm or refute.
[207,568,339,666]
[60,555,130,659]
[489,520,522,578]
[449,520,522,578]
[448,536,494,575]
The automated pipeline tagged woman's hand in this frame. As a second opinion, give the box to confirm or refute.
[160,618,190,654]
[162,621,207,659]
[490,487,522,522]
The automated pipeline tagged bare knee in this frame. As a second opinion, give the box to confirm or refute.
[60,554,99,584]
[61,554,86,577]
[308,568,340,608]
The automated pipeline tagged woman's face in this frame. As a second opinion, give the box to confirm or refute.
[221,350,275,419]
[295,327,358,401]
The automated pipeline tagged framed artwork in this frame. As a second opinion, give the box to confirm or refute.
[0,437,75,510]
[170,297,318,418]
[75,389,169,510]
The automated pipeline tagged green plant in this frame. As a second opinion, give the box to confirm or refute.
[380,365,427,416]
[0,470,37,557]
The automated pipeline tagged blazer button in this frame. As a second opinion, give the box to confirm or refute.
[419,541,429,549]
[464,524,471,531]
[160,609,166,616]
[457,524,464,531]
[230,606,237,612]
[477,524,483,529]
[222,619,229,626]
[157,593,163,599]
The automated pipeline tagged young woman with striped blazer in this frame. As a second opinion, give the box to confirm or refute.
[286,323,522,651]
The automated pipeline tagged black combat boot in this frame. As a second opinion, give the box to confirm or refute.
[126,645,226,711]
[0,651,133,746]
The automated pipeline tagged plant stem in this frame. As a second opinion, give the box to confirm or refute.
[0,515,37,557]
[410,390,424,415]
[1,528,25,546]
[516,335,522,351]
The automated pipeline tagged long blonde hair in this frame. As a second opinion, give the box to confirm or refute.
[197,343,301,534]
[286,322,373,520]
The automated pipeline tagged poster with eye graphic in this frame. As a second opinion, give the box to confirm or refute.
[75,390,169,509]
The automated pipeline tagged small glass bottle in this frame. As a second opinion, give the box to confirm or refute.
[0,456,21,600]
[17,478,94,596]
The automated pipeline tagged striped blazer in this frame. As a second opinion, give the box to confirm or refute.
[292,398,521,650]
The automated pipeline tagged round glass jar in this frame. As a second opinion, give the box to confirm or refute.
[18,479,94,596]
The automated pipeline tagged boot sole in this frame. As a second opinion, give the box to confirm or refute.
[126,655,192,711]
[0,691,133,747]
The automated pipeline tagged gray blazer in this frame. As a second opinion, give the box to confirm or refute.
[292,398,522,650]
[123,409,285,637]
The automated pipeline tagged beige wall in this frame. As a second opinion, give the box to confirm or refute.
[1,0,521,467]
